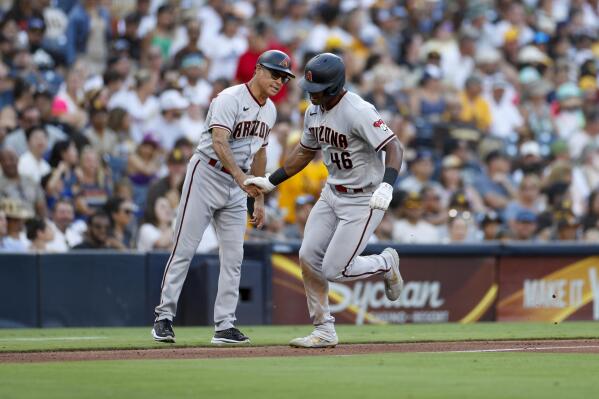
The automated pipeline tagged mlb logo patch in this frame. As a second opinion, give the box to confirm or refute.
[306,70,313,81]
[373,119,388,131]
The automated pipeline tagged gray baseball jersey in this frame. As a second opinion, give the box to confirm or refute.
[299,91,396,189]
[155,83,275,332]
[196,83,276,170]
[296,90,399,331]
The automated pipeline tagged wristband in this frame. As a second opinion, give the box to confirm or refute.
[268,168,289,186]
[382,167,399,186]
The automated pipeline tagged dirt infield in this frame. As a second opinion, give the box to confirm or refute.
[2,339,599,363]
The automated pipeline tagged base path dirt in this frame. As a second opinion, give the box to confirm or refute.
[2,339,599,363]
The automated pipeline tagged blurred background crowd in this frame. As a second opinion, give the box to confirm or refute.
[1,0,599,253]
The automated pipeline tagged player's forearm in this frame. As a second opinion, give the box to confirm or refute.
[383,138,403,170]
[268,144,316,187]
[382,138,403,186]
[212,132,245,180]
[250,148,267,177]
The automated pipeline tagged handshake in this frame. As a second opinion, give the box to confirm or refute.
[236,173,276,197]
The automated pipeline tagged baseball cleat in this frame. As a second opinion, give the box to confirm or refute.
[152,319,176,343]
[211,327,251,345]
[289,331,338,348]
[382,247,403,301]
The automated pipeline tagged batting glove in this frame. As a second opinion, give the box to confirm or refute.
[244,174,276,193]
[369,182,393,211]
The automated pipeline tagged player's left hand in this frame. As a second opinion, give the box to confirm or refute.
[250,195,265,228]
[369,182,393,211]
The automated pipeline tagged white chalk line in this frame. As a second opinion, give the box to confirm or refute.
[0,336,106,342]
[445,345,599,353]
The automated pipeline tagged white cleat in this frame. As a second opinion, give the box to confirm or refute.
[289,331,338,348]
[382,247,403,301]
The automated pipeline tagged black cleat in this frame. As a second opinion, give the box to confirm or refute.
[152,319,175,343]
[211,327,250,345]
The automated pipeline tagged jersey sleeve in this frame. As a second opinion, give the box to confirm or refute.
[353,105,396,152]
[299,108,320,151]
[208,93,237,135]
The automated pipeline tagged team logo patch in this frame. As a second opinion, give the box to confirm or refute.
[306,70,313,82]
[373,119,388,131]
[279,58,290,68]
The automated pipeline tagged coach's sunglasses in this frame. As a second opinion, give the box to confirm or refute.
[262,66,291,84]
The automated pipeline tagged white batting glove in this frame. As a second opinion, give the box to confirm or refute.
[244,173,276,193]
[369,182,393,211]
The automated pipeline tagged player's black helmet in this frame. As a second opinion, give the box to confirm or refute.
[299,53,345,96]
[257,50,295,78]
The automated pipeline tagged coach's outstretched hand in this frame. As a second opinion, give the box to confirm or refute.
[244,174,276,194]
[369,182,393,211]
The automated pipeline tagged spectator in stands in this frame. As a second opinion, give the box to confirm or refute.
[554,213,581,241]
[0,148,46,216]
[0,209,6,250]
[480,211,503,241]
[53,66,88,130]
[73,147,112,218]
[0,198,32,252]
[46,198,84,252]
[438,154,484,213]
[459,75,491,133]
[474,150,516,212]
[180,53,211,110]
[445,213,470,243]
[65,0,111,70]
[398,150,441,194]
[46,139,79,203]
[145,149,186,220]
[137,196,174,252]
[582,189,599,241]
[17,126,50,185]
[207,14,248,81]
[172,19,205,69]
[104,196,136,249]
[153,90,188,151]
[409,64,446,125]
[283,195,314,240]
[393,191,440,243]
[25,217,53,252]
[569,110,599,160]
[486,78,524,141]
[72,211,121,250]
[84,99,118,158]
[126,135,160,209]
[3,105,42,156]
[143,4,176,62]
[421,185,447,227]
[504,174,545,230]
[509,209,539,241]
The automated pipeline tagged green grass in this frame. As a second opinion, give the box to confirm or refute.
[0,321,597,352]
[1,352,599,399]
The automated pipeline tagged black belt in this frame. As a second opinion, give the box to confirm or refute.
[332,184,364,194]
[207,158,247,176]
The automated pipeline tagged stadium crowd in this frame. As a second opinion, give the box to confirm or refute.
[1,0,599,252]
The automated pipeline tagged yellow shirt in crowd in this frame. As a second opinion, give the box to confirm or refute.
[278,160,328,224]
[459,92,492,132]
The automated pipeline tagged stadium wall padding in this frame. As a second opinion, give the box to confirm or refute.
[1,243,599,327]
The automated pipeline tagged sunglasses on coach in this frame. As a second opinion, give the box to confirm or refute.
[262,66,291,84]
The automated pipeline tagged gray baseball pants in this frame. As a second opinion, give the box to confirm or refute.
[298,185,393,327]
[154,153,247,331]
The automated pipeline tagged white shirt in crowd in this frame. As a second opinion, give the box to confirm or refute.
[108,90,160,143]
[45,220,86,252]
[206,34,248,81]
[392,219,440,244]
[18,152,51,184]
[137,222,218,253]
[487,94,524,139]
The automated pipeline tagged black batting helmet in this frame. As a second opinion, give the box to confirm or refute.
[257,50,295,78]
[299,53,345,96]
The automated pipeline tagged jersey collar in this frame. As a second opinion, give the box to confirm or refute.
[245,83,266,107]
[321,90,347,112]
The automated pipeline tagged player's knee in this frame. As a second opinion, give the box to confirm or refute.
[298,246,314,267]
[323,266,341,282]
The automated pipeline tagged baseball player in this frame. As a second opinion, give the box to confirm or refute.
[152,50,295,344]
[245,53,404,348]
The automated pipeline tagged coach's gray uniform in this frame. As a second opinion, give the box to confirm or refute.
[155,84,276,331]
[298,91,397,327]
